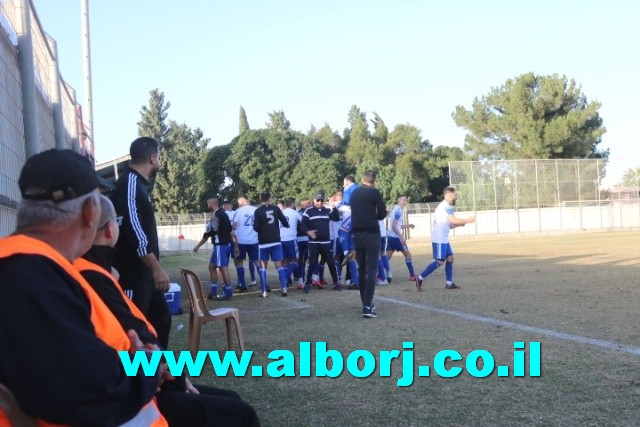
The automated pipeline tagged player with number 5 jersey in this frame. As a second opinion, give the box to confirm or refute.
[253,192,290,297]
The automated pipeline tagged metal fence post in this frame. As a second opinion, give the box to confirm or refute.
[15,0,40,158]
[45,34,66,150]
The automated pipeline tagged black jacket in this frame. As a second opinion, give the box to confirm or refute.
[301,206,340,243]
[110,168,159,282]
[350,185,387,233]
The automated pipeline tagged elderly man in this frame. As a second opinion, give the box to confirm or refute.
[76,196,261,426]
[0,149,166,426]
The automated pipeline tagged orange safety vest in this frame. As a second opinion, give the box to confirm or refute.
[74,257,158,338]
[0,235,167,427]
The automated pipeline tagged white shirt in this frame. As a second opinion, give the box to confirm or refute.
[432,200,455,244]
[225,210,236,223]
[379,219,387,237]
[387,205,404,238]
[280,207,300,242]
[233,205,258,244]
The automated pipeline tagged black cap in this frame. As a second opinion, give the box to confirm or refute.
[19,149,100,203]
[315,191,325,200]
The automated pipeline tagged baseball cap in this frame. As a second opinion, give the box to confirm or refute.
[315,191,325,201]
[19,149,100,203]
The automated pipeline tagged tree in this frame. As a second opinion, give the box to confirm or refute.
[620,167,640,187]
[239,106,250,135]
[371,112,389,145]
[425,146,467,201]
[384,124,432,202]
[266,110,291,131]
[152,122,208,213]
[345,114,378,169]
[226,128,302,200]
[453,73,608,160]
[200,143,233,207]
[137,89,169,142]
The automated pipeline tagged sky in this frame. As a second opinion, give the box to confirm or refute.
[32,0,640,184]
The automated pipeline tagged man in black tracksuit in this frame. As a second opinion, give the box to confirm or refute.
[350,170,387,318]
[301,191,341,292]
[111,137,172,348]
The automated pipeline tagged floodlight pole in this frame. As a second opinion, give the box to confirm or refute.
[81,0,94,157]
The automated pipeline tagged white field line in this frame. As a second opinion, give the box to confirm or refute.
[376,296,640,357]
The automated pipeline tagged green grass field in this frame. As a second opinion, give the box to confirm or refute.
[161,231,640,427]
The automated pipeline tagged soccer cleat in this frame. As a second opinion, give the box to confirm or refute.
[281,287,288,297]
[319,279,328,286]
[332,283,342,291]
[265,286,272,292]
[409,275,417,281]
[261,291,268,298]
[445,283,461,290]
[303,284,310,294]
[312,280,325,289]
[377,279,388,286]
[362,306,377,318]
[416,277,423,292]
[386,272,392,282]
[249,281,257,287]
[234,285,248,293]
[207,293,218,300]
[296,284,305,290]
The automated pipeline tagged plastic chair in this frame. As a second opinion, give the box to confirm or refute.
[0,383,37,427]
[179,268,245,354]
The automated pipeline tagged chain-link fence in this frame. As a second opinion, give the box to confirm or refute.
[440,159,640,236]
[0,0,86,237]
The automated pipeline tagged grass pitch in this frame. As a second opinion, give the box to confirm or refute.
[161,231,640,427]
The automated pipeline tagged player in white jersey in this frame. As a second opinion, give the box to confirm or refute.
[223,200,236,222]
[279,198,301,286]
[232,195,260,292]
[415,186,475,291]
[386,195,417,280]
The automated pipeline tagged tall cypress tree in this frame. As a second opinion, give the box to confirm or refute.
[239,106,250,135]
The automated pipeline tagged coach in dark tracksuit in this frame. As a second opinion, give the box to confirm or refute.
[350,170,387,318]
[111,137,172,349]
[302,191,341,292]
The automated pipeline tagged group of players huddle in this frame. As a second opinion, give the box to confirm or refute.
[193,176,475,299]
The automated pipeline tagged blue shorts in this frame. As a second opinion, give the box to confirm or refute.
[338,230,355,253]
[432,243,453,261]
[281,240,299,260]
[386,236,409,253]
[236,243,259,261]
[379,236,388,252]
[259,243,284,262]
[333,237,343,257]
[210,243,232,267]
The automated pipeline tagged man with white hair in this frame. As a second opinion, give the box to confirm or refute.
[0,149,167,425]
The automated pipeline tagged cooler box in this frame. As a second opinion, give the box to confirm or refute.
[164,283,182,315]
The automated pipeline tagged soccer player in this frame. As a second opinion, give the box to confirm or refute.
[335,189,360,290]
[279,198,301,287]
[193,197,234,300]
[253,192,290,297]
[295,197,311,288]
[377,218,389,286]
[232,195,260,292]
[386,195,417,281]
[416,186,475,291]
